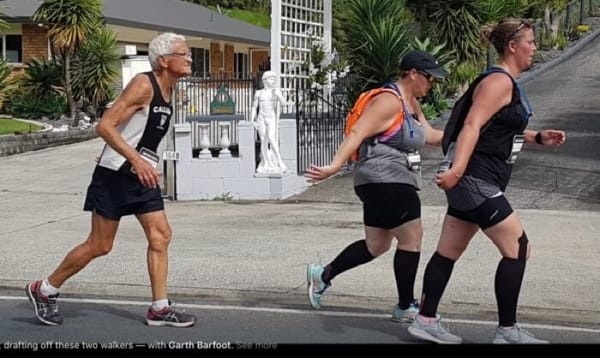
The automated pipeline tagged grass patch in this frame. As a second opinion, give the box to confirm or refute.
[214,7,270,29]
[0,117,43,135]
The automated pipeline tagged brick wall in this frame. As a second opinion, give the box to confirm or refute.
[210,42,222,74]
[224,44,234,74]
[22,24,49,63]
[251,50,269,74]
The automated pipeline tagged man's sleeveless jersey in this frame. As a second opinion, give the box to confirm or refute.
[98,72,172,172]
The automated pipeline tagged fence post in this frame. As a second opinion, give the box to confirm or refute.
[295,80,300,175]
[580,0,585,24]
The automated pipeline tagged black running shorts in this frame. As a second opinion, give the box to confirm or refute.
[83,166,164,220]
[445,175,513,229]
[354,183,421,230]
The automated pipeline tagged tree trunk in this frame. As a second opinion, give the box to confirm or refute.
[64,54,78,127]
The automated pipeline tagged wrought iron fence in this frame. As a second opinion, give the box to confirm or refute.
[173,74,257,150]
[295,74,361,174]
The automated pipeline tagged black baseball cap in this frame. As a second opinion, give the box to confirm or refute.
[399,50,448,79]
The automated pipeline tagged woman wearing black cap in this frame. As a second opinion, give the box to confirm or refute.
[408,19,566,344]
[304,50,447,322]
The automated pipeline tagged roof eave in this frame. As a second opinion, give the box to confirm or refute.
[106,18,270,47]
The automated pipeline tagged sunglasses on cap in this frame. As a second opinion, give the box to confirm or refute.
[417,70,435,83]
[507,20,530,43]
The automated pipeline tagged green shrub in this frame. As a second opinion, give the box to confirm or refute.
[555,31,568,50]
[10,92,67,120]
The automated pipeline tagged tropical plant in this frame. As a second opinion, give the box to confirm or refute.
[10,91,67,120]
[522,0,568,19]
[412,38,456,71]
[332,0,353,59]
[340,0,413,103]
[478,0,524,23]
[0,58,12,105]
[449,61,482,97]
[32,0,103,125]
[22,58,63,97]
[71,26,120,120]
[0,4,7,31]
[411,38,455,117]
[425,0,484,63]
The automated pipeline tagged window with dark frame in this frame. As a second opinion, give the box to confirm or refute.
[191,47,210,78]
[234,52,248,79]
[3,35,23,63]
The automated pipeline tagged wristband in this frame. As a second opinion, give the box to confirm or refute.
[535,131,543,145]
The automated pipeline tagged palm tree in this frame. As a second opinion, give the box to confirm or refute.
[340,0,413,103]
[0,4,11,107]
[424,0,485,63]
[0,3,8,31]
[0,58,12,105]
[71,26,120,121]
[32,0,103,126]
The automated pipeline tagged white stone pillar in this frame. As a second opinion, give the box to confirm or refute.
[174,123,192,162]
[279,117,297,175]
[237,121,256,178]
[218,122,232,158]
[198,123,212,159]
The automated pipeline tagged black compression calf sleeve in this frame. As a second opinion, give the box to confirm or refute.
[322,240,375,284]
[420,252,455,318]
[495,232,528,327]
[394,249,420,309]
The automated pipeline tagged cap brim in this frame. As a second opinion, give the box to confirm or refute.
[424,67,448,79]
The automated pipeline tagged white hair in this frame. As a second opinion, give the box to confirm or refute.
[148,32,186,70]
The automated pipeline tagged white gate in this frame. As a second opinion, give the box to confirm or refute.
[270,0,332,113]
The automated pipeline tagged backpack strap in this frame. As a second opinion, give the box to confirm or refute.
[378,100,406,142]
[474,67,523,133]
[487,66,533,118]
[374,83,405,142]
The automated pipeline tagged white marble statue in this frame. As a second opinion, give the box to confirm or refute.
[250,71,291,174]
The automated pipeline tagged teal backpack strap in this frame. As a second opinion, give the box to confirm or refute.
[487,66,534,122]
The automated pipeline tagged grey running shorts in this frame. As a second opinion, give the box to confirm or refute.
[445,175,513,229]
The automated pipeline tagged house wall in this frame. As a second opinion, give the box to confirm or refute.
[12,25,268,78]
[251,49,269,73]
[210,42,223,74]
[224,44,234,74]
[22,24,49,63]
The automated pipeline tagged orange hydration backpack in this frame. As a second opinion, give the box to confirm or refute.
[344,86,405,162]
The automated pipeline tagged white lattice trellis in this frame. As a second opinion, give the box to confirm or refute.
[271,0,332,113]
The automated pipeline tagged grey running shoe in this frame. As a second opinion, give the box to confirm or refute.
[408,315,462,344]
[146,304,196,327]
[391,300,419,323]
[492,324,549,344]
[26,280,63,326]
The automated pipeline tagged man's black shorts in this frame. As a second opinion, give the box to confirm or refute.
[83,166,164,220]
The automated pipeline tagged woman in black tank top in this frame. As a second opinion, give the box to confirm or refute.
[409,19,566,344]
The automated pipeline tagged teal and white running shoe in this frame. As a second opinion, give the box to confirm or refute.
[306,264,330,310]
[391,300,419,323]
